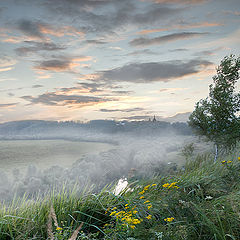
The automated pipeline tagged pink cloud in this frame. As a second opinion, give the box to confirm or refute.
[137,22,223,35]
[38,24,85,38]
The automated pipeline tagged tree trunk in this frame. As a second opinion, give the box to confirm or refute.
[214,144,218,162]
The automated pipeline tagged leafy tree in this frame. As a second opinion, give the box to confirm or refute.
[188,55,240,159]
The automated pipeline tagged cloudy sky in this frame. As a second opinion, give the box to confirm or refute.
[0,0,239,123]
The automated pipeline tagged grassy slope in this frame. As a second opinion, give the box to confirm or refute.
[0,151,239,240]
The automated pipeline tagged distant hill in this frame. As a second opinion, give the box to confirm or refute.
[0,119,192,140]
[162,112,191,123]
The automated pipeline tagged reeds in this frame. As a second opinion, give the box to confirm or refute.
[47,205,84,240]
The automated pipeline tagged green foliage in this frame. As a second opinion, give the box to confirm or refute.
[188,55,240,151]
[181,143,195,160]
[0,151,240,239]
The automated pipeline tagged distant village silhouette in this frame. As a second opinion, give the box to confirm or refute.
[148,116,157,122]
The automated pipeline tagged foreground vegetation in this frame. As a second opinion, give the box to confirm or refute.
[0,148,240,240]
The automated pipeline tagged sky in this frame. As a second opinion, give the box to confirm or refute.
[0,0,239,123]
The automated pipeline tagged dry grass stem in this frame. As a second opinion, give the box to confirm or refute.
[69,222,84,240]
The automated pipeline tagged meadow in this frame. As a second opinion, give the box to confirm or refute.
[0,144,239,240]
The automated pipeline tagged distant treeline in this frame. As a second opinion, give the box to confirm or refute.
[0,120,192,139]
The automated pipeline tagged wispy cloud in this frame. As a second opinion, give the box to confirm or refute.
[85,39,107,45]
[127,49,158,56]
[130,32,209,47]
[2,22,84,44]
[0,77,17,82]
[15,41,66,56]
[0,56,16,72]
[100,59,213,83]
[143,0,207,4]
[0,103,18,109]
[21,92,112,107]
[17,20,46,40]
[43,1,183,34]
[0,67,13,72]
[169,48,188,52]
[121,115,151,121]
[32,84,44,88]
[159,87,188,93]
[110,90,134,96]
[193,47,224,57]
[109,47,123,51]
[137,22,222,35]
[132,6,183,25]
[34,55,92,72]
[53,83,132,97]
[137,28,168,35]
[35,71,52,79]
[38,24,84,37]
[0,56,16,68]
[35,59,72,72]
[223,10,240,16]
[77,82,106,93]
[2,36,26,43]
[99,107,144,113]
[16,20,85,40]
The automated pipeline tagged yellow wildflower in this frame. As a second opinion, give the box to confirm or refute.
[162,183,170,188]
[130,225,136,229]
[146,215,152,220]
[221,160,226,164]
[133,210,138,214]
[169,182,177,188]
[227,160,232,163]
[147,204,152,209]
[151,184,157,187]
[238,157,240,161]
[164,217,174,222]
[144,200,150,204]
[105,208,110,214]
[144,185,151,191]
[139,196,144,199]
[132,219,141,224]
[163,182,179,189]
[115,212,122,217]
[109,211,116,216]
[56,227,63,231]
[139,190,145,195]
[126,217,132,224]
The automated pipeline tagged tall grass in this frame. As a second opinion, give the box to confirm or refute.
[0,150,239,239]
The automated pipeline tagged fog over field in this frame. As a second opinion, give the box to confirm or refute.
[0,120,210,202]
